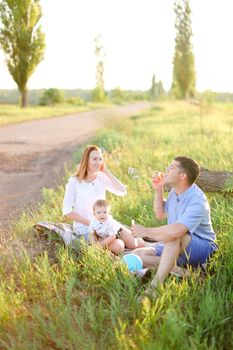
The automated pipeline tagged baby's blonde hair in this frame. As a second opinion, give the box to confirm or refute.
[93,199,111,211]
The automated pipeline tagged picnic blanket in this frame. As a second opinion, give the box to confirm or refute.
[34,221,80,247]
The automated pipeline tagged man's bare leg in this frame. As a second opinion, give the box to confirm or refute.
[132,247,161,267]
[150,233,191,288]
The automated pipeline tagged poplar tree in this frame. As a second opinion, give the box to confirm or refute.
[172,0,196,99]
[0,0,46,107]
[92,35,106,102]
[149,74,165,100]
[150,74,157,100]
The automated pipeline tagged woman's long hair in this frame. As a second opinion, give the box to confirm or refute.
[74,145,101,181]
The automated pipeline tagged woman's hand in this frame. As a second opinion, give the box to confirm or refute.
[100,157,107,172]
[64,211,90,226]
[152,171,164,190]
[131,224,147,238]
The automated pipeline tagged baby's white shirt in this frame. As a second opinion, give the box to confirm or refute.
[89,216,122,238]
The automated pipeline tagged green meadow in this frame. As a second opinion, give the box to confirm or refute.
[0,101,232,349]
[0,102,111,127]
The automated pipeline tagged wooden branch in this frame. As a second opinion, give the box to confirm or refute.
[196,167,233,192]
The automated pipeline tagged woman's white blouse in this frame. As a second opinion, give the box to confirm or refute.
[63,172,127,233]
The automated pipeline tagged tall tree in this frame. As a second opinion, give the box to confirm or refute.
[0,0,45,107]
[149,74,165,100]
[92,35,106,102]
[157,80,165,98]
[150,74,157,100]
[172,0,196,99]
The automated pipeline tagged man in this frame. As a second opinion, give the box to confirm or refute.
[131,156,218,292]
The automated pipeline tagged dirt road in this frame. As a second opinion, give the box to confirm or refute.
[0,103,150,233]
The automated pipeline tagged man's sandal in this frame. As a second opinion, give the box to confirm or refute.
[144,285,159,299]
[137,285,159,303]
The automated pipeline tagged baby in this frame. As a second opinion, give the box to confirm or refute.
[89,199,144,255]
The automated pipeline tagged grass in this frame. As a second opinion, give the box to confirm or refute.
[0,101,232,349]
[0,102,113,127]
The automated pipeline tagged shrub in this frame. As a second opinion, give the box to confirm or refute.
[109,87,125,103]
[39,88,64,106]
[91,87,107,102]
[65,96,85,106]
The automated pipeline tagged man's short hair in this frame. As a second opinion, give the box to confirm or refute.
[93,199,111,210]
[175,156,200,185]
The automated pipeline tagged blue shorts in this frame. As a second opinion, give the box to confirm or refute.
[153,234,218,267]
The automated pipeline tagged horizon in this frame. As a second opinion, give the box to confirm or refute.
[1,87,233,94]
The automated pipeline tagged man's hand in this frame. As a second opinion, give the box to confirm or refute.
[152,171,164,190]
[131,224,147,238]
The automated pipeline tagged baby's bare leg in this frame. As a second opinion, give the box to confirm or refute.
[120,227,145,249]
[108,238,125,255]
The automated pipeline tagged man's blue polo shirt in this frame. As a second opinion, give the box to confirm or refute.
[164,184,216,242]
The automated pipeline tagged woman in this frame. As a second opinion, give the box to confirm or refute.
[63,145,144,253]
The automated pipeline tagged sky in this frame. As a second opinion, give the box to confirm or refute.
[0,0,233,92]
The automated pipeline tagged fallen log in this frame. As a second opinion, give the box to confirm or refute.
[165,167,233,192]
[196,167,233,192]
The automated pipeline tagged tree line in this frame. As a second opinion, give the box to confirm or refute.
[0,0,195,108]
